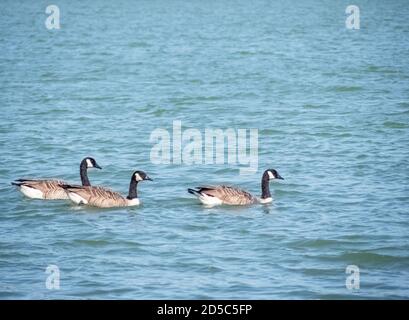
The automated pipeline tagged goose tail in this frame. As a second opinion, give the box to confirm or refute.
[187,188,201,196]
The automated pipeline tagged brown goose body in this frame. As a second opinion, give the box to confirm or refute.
[12,157,101,200]
[63,186,130,208]
[190,185,257,206]
[188,169,284,206]
[63,170,152,208]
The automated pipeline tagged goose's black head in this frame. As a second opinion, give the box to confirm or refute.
[132,170,152,182]
[82,157,102,169]
[264,169,284,181]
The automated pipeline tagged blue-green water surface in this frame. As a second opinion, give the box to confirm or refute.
[0,0,408,299]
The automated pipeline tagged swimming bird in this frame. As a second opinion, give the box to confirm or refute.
[188,169,283,206]
[62,170,152,208]
[11,157,102,200]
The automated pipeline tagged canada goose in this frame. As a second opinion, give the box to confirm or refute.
[11,157,102,200]
[188,169,283,206]
[62,170,152,208]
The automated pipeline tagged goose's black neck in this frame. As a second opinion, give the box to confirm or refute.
[261,171,271,199]
[80,161,91,186]
[127,178,138,200]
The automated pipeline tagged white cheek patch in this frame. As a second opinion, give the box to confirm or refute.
[134,173,142,181]
[86,159,93,168]
[268,171,275,179]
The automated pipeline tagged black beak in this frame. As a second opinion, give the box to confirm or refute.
[277,174,284,180]
[145,176,153,181]
[94,164,102,169]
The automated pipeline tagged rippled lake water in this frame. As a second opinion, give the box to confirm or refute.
[1,0,409,299]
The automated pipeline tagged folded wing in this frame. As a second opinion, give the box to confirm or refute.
[63,185,128,208]
[193,185,256,205]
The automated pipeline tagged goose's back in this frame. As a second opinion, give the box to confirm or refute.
[199,185,257,205]
[66,186,128,208]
